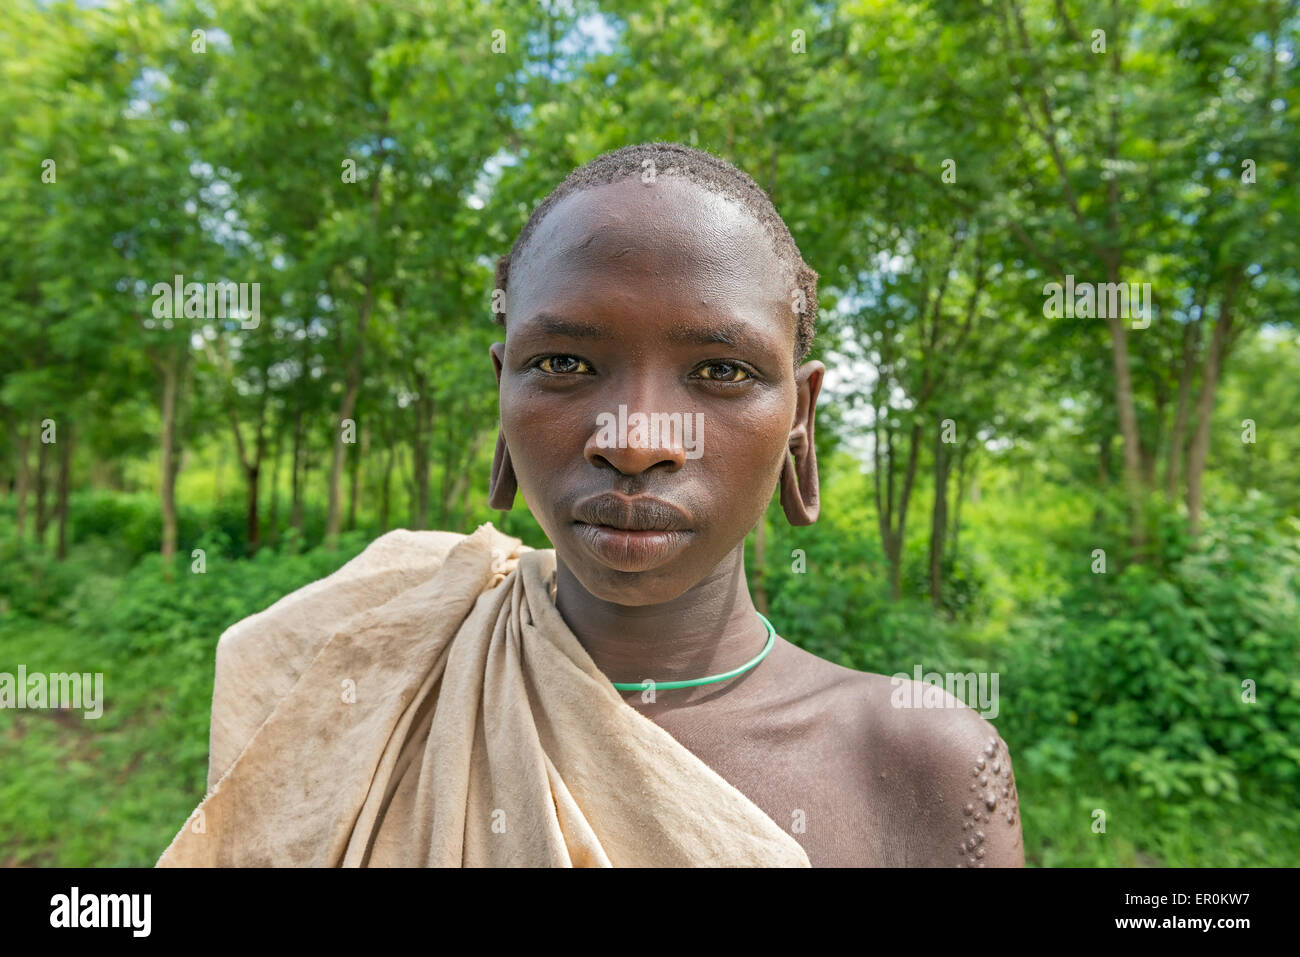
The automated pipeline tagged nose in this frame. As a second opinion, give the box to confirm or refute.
[584,402,689,476]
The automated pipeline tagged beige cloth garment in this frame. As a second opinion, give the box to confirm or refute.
[156,522,810,867]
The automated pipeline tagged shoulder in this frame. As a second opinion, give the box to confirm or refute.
[763,646,1023,866]
[847,671,1025,867]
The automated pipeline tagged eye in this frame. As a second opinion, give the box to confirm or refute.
[535,355,594,375]
[693,361,752,382]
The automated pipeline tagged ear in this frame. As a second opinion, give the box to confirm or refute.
[488,343,517,511]
[779,360,824,526]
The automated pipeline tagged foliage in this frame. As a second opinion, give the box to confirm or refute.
[1003,495,1300,800]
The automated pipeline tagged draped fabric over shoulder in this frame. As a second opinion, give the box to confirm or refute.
[156,522,810,867]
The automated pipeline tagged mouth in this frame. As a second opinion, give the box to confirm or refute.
[571,494,694,572]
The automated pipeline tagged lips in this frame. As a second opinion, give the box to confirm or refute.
[572,493,694,572]
[573,493,690,532]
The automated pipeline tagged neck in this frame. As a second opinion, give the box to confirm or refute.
[553,542,767,708]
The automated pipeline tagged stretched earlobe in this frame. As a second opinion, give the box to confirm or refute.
[779,435,820,526]
[781,360,824,526]
[488,430,517,511]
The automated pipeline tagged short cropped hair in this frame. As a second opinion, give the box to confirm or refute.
[492,141,819,365]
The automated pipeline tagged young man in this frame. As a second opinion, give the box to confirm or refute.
[158,143,1022,868]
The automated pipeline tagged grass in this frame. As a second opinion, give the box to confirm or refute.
[0,619,209,867]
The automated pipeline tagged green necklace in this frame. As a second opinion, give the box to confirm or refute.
[609,612,777,691]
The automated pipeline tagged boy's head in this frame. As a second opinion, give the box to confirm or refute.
[488,142,823,606]
[493,142,819,366]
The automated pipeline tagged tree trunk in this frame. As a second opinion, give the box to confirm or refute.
[879,422,898,599]
[290,404,305,532]
[327,138,384,544]
[160,353,180,567]
[928,428,950,609]
[403,444,418,525]
[327,363,363,544]
[892,422,922,600]
[13,423,31,542]
[949,444,970,561]
[1187,273,1240,537]
[214,433,226,504]
[267,432,282,546]
[411,379,432,530]
[1143,380,1165,488]
[873,402,899,600]
[346,426,362,532]
[380,443,394,530]
[1105,305,1146,551]
[879,420,922,602]
[437,413,451,529]
[227,400,264,553]
[55,424,73,560]
[245,462,261,551]
[444,429,488,528]
[35,434,50,545]
[1165,314,1202,499]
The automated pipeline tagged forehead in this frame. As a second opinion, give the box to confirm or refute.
[508,175,793,320]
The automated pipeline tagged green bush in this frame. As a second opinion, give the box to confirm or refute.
[67,490,164,561]
[67,489,338,561]
[1003,494,1300,799]
[0,534,117,622]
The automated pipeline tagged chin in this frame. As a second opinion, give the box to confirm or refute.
[558,547,703,606]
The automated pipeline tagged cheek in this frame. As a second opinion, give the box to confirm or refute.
[500,390,554,476]
[499,383,587,520]
[706,399,792,503]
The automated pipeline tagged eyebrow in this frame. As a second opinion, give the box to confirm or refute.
[520,313,608,341]
[518,312,759,349]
